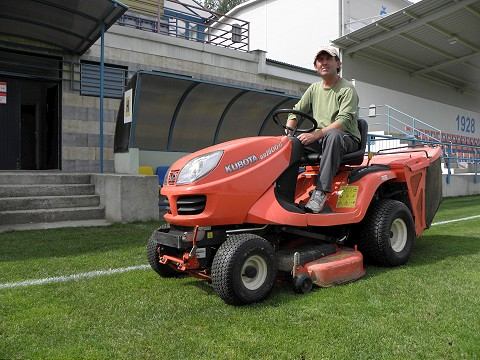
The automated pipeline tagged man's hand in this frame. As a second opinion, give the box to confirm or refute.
[286,118,297,135]
[284,126,295,136]
[297,130,323,145]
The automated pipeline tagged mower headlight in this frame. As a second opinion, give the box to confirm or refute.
[176,150,223,185]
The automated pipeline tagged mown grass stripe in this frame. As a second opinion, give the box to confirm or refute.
[431,214,480,226]
[0,265,149,290]
[1,214,479,291]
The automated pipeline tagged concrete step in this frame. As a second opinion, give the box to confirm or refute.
[0,195,100,211]
[0,219,112,233]
[0,173,91,185]
[0,184,95,197]
[0,206,105,225]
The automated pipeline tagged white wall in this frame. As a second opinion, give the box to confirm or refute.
[343,0,411,33]
[343,56,480,113]
[442,175,480,197]
[356,80,480,142]
[227,0,340,69]
[225,0,410,69]
[343,55,480,141]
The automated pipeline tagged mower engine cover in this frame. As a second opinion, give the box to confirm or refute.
[162,136,292,226]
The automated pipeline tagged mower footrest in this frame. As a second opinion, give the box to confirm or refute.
[305,248,365,287]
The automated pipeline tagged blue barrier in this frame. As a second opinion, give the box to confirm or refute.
[156,166,169,185]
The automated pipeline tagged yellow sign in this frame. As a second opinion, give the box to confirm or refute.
[336,185,359,208]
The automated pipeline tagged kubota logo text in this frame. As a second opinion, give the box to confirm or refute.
[224,155,258,173]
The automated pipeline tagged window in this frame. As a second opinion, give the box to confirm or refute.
[231,24,242,43]
[80,61,127,99]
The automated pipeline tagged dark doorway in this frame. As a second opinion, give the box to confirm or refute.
[0,79,20,169]
[0,78,60,170]
[46,85,60,169]
[20,104,37,169]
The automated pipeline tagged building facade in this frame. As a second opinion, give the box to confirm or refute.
[0,0,316,173]
[221,0,412,69]
[1,0,478,177]
[224,0,480,147]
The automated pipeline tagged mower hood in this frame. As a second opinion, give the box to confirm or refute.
[161,136,295,226]
[164,136,292,187]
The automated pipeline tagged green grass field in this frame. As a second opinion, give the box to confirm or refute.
[1,196,480,359]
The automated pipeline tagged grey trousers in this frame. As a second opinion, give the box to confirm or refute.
[308,129,359,192]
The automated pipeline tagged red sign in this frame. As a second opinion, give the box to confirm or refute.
[0,81,6,104]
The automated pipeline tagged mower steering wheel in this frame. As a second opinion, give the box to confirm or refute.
[272,109,318,135]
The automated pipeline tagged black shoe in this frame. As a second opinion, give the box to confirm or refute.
[305,190,328,214]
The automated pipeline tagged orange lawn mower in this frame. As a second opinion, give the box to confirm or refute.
[147,110,443,305]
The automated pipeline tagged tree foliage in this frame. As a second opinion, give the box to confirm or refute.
[203,0,247,14]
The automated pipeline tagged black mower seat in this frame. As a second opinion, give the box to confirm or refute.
[304,118,368,166]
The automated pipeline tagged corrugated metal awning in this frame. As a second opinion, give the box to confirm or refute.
[0,0,128,55]
[333,0,480,95]
[114,71,299,153]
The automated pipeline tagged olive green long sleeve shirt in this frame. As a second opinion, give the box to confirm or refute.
[288,78,360,141]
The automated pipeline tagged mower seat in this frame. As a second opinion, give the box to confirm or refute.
[304,118,368,166]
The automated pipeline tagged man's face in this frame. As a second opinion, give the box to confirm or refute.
[314,53,340,78]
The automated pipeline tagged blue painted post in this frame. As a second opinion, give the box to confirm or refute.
[185,21,190,39]
[446,143,452,185]
[386,106,390,135]
[475,149,478,184]
[99,23,105,173]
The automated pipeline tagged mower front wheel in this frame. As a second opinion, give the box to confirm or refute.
[211,234,277,305]
[146,236,180,278]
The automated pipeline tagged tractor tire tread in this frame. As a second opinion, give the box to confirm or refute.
[146,235,179,278]
[357,199,414,267]
[211,234,276,305]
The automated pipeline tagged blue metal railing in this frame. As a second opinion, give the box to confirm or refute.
[367,133,480,185]
[360,104,479,184]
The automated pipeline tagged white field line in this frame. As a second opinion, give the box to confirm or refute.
[431,214,480,226]
[0,264,149,290]
[1,215,479,291]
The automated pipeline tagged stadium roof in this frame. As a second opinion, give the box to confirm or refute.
[0,0,128,55]
[333,0,480,95]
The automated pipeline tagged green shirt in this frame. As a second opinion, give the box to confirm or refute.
[289,78,360,141]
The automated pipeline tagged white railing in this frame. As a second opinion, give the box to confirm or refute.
[359,104,442,143]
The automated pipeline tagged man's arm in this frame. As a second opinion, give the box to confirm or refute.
[333,87,358,130]
[296,120,343,145]
[286,85,313,133]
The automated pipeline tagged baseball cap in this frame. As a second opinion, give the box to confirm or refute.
[315,46,339,59]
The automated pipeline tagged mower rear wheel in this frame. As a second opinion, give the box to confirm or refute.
[358,199,415,266]
[146,236,180,278]
[211,234,277,305]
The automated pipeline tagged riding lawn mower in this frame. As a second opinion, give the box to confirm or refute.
[147,110,442,305]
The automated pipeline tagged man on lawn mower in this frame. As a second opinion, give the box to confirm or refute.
[286,46,361,213]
